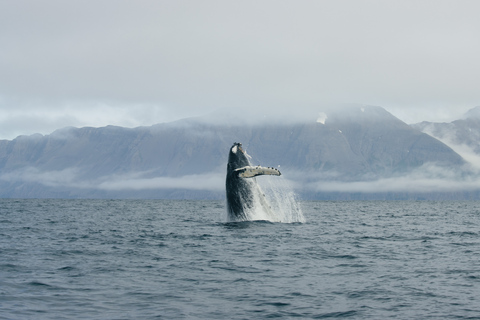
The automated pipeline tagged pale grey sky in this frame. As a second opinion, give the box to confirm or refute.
[1,0,479,139]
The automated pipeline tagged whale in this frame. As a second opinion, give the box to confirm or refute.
[225,142,281,221]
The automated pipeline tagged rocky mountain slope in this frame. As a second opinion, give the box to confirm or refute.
[412,106,480,155]
[0,105,467,199]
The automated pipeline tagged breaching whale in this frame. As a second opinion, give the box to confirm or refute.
[225,142,281,221]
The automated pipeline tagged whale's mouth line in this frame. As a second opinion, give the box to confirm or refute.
[237,144,245,154]
[232,142,248,156]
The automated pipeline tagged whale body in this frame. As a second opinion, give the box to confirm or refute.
[225,142,281,221]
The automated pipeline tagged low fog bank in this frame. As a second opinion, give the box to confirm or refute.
[0,167,225,200]
[0,167,225,191]
[2,162,479,200]
[283,162,480,199]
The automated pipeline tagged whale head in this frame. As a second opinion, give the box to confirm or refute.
[227,142,251,171]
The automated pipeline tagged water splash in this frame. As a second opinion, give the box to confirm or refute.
[257,175,306,223]
[222,176,305,223]
[222,175,305,223]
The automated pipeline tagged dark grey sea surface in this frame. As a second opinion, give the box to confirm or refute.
[1,199,480,319]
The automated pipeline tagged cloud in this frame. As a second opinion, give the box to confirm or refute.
[0,98,188,139]
[0,167,225,192]
[420,124,480,171]
[0,167,86,188]
[2,162,480,197]
[96,172,224,191]
[302,163,480,194]
[1,0,480,138]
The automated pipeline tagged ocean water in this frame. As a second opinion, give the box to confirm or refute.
[1,199,480,319]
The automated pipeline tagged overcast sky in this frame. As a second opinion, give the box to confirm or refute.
[1,0,479,139]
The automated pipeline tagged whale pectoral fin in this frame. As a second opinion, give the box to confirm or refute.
[235,166,281,178]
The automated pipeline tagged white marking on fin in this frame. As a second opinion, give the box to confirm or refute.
[235,166,281,178]
[232,145,237,154]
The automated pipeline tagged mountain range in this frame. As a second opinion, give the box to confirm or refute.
[412,106,480,157]
[0,105,477,199]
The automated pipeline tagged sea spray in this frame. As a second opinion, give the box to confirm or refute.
[223,175,305,223]
[224,142,305,223]
[258,175,305,223]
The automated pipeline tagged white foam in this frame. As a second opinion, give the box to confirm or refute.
[254,176,305,223]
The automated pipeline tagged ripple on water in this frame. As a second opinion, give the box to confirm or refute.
[1,200,480,319]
